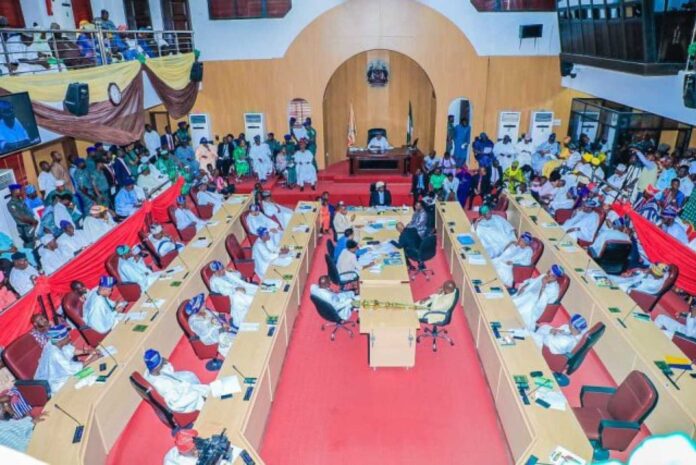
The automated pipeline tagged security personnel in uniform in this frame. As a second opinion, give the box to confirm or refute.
[7,184,38,247]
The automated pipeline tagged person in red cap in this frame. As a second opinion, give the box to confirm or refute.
[163,429,199,465]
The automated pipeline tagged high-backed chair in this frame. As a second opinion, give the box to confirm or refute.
[554,208,574,225]
[535,275,571,325]
[105,254,142,302]
[325,253,359,291]
[240,211,257,245]
[512,238,544,285]
[138,231,178,269]
[572,370,658,460]
[417,288,460,352]
[167,206,196,242]
[225,233,255,281]
[493,194,509,212]
[405,234,437,280]
[189,185,213,220]
[62,292,107,348]
[543,322,606,386]
[130,371,199,431]
[1,333,51,406]
[309,294,356,341]
[175,300,220,370]
[366,128,387,144]
[629,265,679,313]
[200,266,232,314]
[593,240,632,275]
[672,332,696,363]
[577,210,607,249]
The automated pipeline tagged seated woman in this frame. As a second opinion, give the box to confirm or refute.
[0,272,17,310]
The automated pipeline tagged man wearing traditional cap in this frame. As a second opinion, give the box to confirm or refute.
[148,223,183,257]
[186,293,236,357]
[195,181,224,214]
[294,139,317,191]
[251,227,291,279]
[37,161,58,197]
[83,205,116,239]
[0,230,35,266]
[260,191,293,228]
[52,192,80,230]
[72,157,97,212]
[332,202,359,239]
[114,178,141,218]
[660,206,688,244]
[175,122,191,146]
[8,252,39,297]
[247,204,283,246]
[23,184,43,214]
[547,179,576,213]
[163,429,200,465]
[137,163,170,197]
[7,184,38,247]
[369,181,392,207]
[602,163,628,202]
[56,220,90,255]
[160,148,187,181]
[609,263,669,294]
[83,276,127,334]
[174,196,207,232]
[310,275,356,320]
[492,232,535,288]
[49,151,72,189]
[632,185,661,223]
[473,205,517,258]
[249,135,273,182]
[37,234,71,275]
[654,305,696,339]
[143,349,209,413]
[116,245,161,291]
[34,324,98,394]
[513,265,564,330]
[368,132,391,152]
[589,218,630,257]
[281,134,297,186]
[562,198,600,243]
[195,138,217,174]
[143,124,161,157]
[208,261,256,325]
[532,133,559,174]
[527,313,588,355]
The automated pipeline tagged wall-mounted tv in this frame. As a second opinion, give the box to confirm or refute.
[0,92,41,156]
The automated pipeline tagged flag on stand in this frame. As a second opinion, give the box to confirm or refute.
[347,103,357,147]
[406,101,413,145]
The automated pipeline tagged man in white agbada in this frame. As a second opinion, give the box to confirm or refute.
[562,198,600,242]
[294,139,317,191]
[83,205,116,241]
[654,306,696,339]
[251,227,292,278]
[492,232,535,288]
[515,134,534,168]
[37,234,71,275]
[249,135,273,182]
[116,245,161,291]
[513,264,564,331]
[53,191,78,229]
[137,164,170,197]
[34,325,99,394]
[143,349,209,414]
[184,293,236,357]
[174,196,207,232]
[163,429,200,465]
[8,252,39,296]
[260,191,293,228]
[609,263,669,294]
[472,205,516,258]
[367,133,391,151]
[528,313,589,355]
[143,124,161,156]
[589,217,631,257]
[148,223,184,257]
[602,163,628,203]
[247,204,282,246]
[56,220,90,256]
[415,280,458,323]
[208,261,257,326]
[310,275,356,320]
[493,135,517,171]
[83,276,127,334]
[195,181,224,215]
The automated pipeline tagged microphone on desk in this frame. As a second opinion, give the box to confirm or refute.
[143,289,160,319]
[97,343,119,378]
[616,303,639,328]
[261,305,278,324]
[272,268,286,281]
[203,223,215,247]
[291,235,299,248]
[478,277,498,288]
[55,404,85,443]
[232,364,257,385]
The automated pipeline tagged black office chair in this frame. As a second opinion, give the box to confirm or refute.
[310,294,356,341]
[367,128,387,144]
[592,240,632,275]
[325,253,360,291]
[326,240,335,261]
[417,288,459,351]
[406,235,437,280]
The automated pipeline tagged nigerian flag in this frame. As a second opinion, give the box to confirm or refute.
[406,101,413,145]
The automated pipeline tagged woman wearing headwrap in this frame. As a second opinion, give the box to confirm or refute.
[530,313,588,355]
[231,139,250,180]
[562,198,601,242]
[34,325,97,394]
[116,245,161,291]
[195,138,218,174]
[512,265,564,331]
[185,293,236,357]
[143,349,209,413]
[503,161,526,193]
[609,263,669,294]
[83,276,127,334]
[472,205,516,258]
[492,232,535,288]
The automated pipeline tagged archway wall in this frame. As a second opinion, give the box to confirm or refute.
[191,0,587,169]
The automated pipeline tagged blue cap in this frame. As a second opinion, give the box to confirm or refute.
[59,220,72,230]
[48,324,69,342]
[185,293,205,316]
[99,276,115,288]
[86,146,96,153]
[25,185,36,194]
[520,232,533,244]
[284,134,292,140]
[8,184,22,192]
[123,177,135,186]
[612,218,625,228]
[176,195,186,204]
[144,349,162,371]
[116,245,130,256]
[479,205,491,215]
[209,261,224,272]
[75,157,85,165]
[256,227,268,237]
[584,198,599,208]
[11,252,26,261]
[570,314,588,332]
[551,264,565,278]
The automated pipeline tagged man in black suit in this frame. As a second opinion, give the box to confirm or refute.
[369,181,392,207]
[216,134,235,176]
[411,168,427,204]
[468,166,491,209]
[160,125,176,153]
[391,221,423,269]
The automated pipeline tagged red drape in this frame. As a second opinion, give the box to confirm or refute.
[0,179,184,346]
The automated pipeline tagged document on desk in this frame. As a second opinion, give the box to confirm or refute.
[163,265,185,276]
[483,290,504,299]
[558,242,578,253]
[239,322,260,332]
[210,375,242,398]
[142,299,165,309]
[541,222,560,229]
[292,225,307,233]
[534,387,567,411]
[519,199,538,208]
[467,253,487,266]
[272,255,293,268]
[550,445,586,465]
[191,238,211,248]
[122,311,148,321]
[100,345,118,357]
[226,196,246,205]
[207,221,220,227]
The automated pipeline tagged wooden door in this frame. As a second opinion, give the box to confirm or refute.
[123,0,152,29]
[161,0,192,52]
[0,0,25,27]
[71,0,93,27]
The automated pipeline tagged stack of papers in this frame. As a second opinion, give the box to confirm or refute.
[534,387,567,411]
[142,299,165,309]
[123,311,148,321]
[191,238,210,249]
[467,252,487,265]
[239,322,260,332]
[210,375,242,398]
[272,255,293,268]
[557,242,578,253]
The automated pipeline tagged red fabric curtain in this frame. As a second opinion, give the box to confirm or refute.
[151,177,184,223]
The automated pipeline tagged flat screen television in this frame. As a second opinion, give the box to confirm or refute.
[0,92,41,156]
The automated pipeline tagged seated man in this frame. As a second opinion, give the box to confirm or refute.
[442,173,460,201]
[185,293,235,357]
[589,217,630,257]
[513,264,564,331]
[8,252,39,296]
[251,227,291,279]
[38,234,71,275]
[208,261,256,326]
[529,313,588,354]
[83,276,127,334]
[654,306,696,339]
[428,168,446,195]
[34,324,99,394]
[336,240,374,278]
[547,180,576,213]
[174,196,207,232]
[609,263,669,294]
[369,181,392,207]
[492,232,534,288]
[334,228,355,262]
[116,245,161,291]
[196,181,224,215]
[660,206,688,245]
[333,202,359,238]
[83,205,116,240]
[136,163,170,198]
[163,429,199,465]
[473,205,516,258]
[416,280,457,323]
[367,133,391,151]
[310,275,356,320]
[114,178,141,218]
[143,349,209,414]
[148,223,183,256]
[562,198,600,243]
[247,204,282,246]
[260,190,293,228]
[56,220,90,255]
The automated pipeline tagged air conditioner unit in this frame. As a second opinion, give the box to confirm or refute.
[530,111,554,147]
[188,113,211,150]
[244,113,266,142]
[0,169,21,245]
[497,111,521,142]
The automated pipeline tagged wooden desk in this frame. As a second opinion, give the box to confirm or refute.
[26,196,251,465]
[506,195,696,439]
[347,147,420,175]
[193,202,320,464]
[437,202,593,465]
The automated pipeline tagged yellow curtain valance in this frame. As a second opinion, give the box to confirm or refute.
[144,53,195,91]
